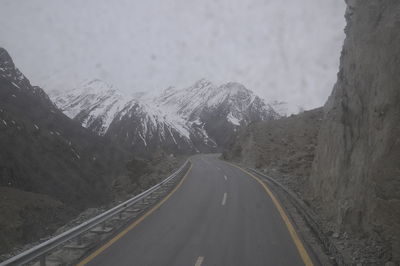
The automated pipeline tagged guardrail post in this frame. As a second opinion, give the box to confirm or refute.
[40,254,46,266]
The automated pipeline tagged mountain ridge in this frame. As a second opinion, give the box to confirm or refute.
[49,78,281,155]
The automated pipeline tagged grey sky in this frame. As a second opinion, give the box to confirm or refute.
[0,0,346,113]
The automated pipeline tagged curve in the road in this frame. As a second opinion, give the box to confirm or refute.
[226,161,313,266]
[78,154,315,266]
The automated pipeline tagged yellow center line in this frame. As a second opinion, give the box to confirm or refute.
[224,161,314,266]
[77,162,193,266]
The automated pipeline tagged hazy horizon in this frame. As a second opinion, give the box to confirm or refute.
[0,0,346,113]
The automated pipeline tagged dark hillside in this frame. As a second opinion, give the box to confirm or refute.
[0,47,129,254]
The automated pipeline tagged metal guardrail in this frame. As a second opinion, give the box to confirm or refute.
[247,168,346,266]
[0,160,191,266]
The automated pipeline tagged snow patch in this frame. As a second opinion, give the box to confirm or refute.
[71,148,80,159]
[11,82,20,89]
[138,132,147,146]
[227,113,240,126]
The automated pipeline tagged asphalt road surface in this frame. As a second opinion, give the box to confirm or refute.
[80,154,314,266]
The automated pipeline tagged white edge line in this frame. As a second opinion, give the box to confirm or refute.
[195,256,204,266]
[221,192,227,206]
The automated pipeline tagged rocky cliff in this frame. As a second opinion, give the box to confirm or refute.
[308,0,400,262]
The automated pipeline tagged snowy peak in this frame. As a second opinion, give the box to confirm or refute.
[0,47,55,105]
[51,79,135,135]
[269,100,290,117]
[0,48,32,91]
[49,78,279,155]
[152,79,277,124]
[76,79,120,96]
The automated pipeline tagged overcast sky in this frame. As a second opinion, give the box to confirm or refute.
[0,0,346,113]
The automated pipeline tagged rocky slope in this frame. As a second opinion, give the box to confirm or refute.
[0,48,129,254]
[223,108,323,195]
[50,79,279,156]
[307,0,400,263]
[0,187,75,256]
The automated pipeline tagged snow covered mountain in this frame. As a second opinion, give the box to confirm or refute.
[49,79,280,155]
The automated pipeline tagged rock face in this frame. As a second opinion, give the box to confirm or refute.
[50,79,279,156]
[308,0,400,261]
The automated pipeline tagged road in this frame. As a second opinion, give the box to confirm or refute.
[80,154,314,266]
